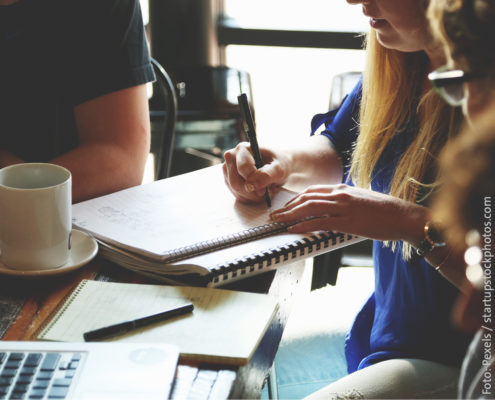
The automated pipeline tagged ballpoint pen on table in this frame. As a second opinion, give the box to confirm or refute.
[83,302,194,341]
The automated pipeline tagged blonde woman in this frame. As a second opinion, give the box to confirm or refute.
[223,0,470,397]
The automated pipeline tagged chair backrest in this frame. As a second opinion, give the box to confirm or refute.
[328,71,361,109]
[149,57,178,180]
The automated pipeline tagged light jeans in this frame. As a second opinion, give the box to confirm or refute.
[304,358,460,399]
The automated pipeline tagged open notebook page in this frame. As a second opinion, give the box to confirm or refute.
[72,165,296,259]
[38,280,278,365]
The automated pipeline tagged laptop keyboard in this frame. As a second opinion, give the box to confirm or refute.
[171,365,236,400]
[0,351,83,400]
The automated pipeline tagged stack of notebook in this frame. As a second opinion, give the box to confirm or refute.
[72,165,363,286]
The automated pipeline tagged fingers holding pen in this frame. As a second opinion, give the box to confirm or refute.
[223,148,258,203]
[223,142,290,203]
[223,143,272,203]
[232,143,258,180]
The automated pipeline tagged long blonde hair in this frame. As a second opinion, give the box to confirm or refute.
[350,31,462,259]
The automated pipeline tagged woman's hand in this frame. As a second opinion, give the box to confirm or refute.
[270,184,428,243]
[222,142,291,203]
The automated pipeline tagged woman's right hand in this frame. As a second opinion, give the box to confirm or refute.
[222,142,291,203]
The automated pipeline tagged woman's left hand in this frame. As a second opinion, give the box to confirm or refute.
[270,184,427,243]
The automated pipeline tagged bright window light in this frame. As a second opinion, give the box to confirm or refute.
[224,1,367,145]
[226,46,365,145]
[224,0,368,32]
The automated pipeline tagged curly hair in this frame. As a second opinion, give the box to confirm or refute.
[428,0,495,76]
[433,111,495,247]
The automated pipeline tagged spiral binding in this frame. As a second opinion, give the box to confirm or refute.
[37,279,89,339]
[162,221,290,263]
[209,231,355,285]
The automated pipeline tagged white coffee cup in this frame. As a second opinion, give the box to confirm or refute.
[0,163,72,270]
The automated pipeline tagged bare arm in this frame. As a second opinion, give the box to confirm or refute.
[283,134,344,190]
[271,184,466,289]
[55,85,150,202]
[0,85,151,203]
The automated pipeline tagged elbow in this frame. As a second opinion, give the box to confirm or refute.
[124,123,151,187]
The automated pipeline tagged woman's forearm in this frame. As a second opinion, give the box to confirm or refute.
[282,134,344,190]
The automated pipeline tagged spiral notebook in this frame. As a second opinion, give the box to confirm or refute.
[72,165,364,286]
[37,279,279,366]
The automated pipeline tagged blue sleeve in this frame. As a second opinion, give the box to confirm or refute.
[310,78,362,182]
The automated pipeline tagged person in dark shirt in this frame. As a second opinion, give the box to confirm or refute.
[0,0,154,202]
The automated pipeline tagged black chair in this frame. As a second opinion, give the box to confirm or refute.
[149,57,178,180]
[165,66,252,177]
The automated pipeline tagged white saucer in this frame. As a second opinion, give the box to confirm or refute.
[0,229,98,277]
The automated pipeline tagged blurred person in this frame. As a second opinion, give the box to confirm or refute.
[428,0,495,397]
[0,0,153,202]
[428,0,495,123]
[433,115,495,399]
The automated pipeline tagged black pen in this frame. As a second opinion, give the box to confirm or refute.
[83,302,194,342]
[237,93,272,208]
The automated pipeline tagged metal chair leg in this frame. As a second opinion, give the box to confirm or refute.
[267,361,279,400]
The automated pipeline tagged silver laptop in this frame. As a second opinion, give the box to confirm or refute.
[0,341,179,400]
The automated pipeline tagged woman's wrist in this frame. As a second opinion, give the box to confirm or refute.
[395,201,429,246]
[433,248,452,271]
[415,221,447,257]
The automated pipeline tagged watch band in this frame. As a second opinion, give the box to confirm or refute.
[416,221,446,257]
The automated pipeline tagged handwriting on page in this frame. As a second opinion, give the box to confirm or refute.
[72,167,297,257]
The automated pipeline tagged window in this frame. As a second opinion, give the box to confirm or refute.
[224,0,368,32]
[223,1,367,144]
[140,0,149,25]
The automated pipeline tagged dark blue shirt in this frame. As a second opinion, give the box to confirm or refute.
[311,79,471,373]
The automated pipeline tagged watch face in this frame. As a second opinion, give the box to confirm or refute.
[427,224,445,245]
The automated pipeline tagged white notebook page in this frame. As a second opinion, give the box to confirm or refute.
[38,280,278,365]
[72,165,295,259]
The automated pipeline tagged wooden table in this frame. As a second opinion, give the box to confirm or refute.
[0,256,307,399]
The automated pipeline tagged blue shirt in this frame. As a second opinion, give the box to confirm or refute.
[311,79,471,373]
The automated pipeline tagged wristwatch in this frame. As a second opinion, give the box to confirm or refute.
[416,221,446,257]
